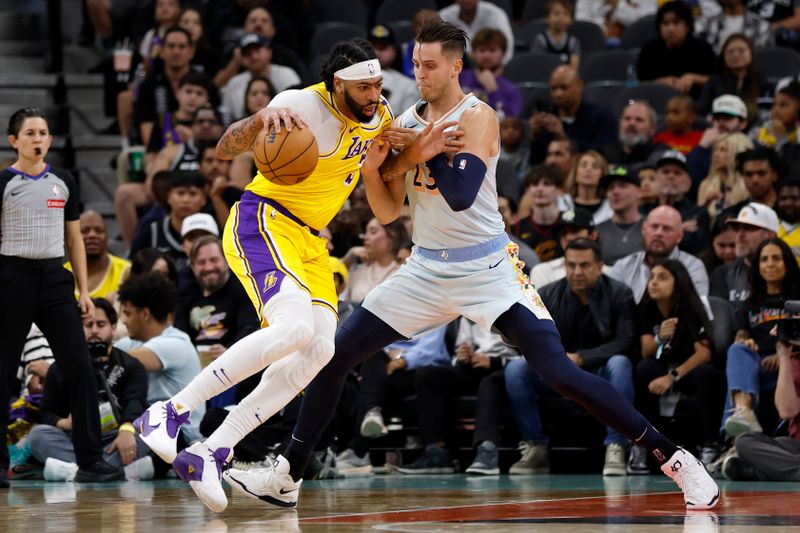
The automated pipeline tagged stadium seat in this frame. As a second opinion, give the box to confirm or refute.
[755,47,800,85]
[386,20,415,46]
[308,22,369,61]
[520,0,547,23]
[612,82,681,118]
[519,82,551,117]
[306,54,328,85]
[514,19,547,52]
[496,159,522,204]
[503,52,562,84]
[374,0,437,24]
[570,21,606,55]
[580,49,636,83]
[620,15,657,50]
[308,0,368,28]
[583,81,626,109]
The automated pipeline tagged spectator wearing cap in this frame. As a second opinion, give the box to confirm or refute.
[221,33,300,123]
[174,235,259,407]
[687,94,749,188]
[711,202,780,314]
[529,66,617,165]
[531,209,612,288]
[130,171,209,268]
[636,1,717,99]
[696,35,766,121]
[179,212,220,296]
[650,150,711,255]
[722,148,782,219]
[368,25,419,113]
[722,237,800,439]
[439,0,515,64]
[597,167,646,265]
[777,179,800,259]
[751,81,800,151]
[460,28,522,118]
[602,100,668,167]
[505,238,637,476]
[609,205,709,303]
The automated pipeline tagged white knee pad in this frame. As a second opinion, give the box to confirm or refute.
[282,306,337,391]
[258,280,315,365]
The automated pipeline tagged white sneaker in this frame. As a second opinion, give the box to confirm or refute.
[335,448,373,476]
[44,457,79,482]
[360,407,388,438]
[133,400,191,463]
[602,443,628,477]
[173,442,232,513]
[224,454,302,508]
[124,455,155,481]
[660,448,720,510]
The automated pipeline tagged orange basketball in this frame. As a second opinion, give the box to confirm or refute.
[253,127,318,186]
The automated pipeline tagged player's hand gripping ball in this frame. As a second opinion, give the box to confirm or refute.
[253,127,319,185]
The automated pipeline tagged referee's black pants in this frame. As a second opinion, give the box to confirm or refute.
[0,256,102,469]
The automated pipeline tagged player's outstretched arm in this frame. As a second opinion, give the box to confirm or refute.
[361,137,406,223]
[380,121,464,182]
[215,106,309,160]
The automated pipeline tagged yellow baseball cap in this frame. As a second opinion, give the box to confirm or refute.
[329,256,348,284]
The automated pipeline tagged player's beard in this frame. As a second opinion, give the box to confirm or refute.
[344,88,377,123]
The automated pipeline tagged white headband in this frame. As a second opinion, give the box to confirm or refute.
[334,59,381,81]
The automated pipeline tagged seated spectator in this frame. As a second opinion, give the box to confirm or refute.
[722,148,782,218]
[653,95,704,155]
[531,209,609,288]
[602,100,667,167]
[631,260,724,471]
[498,195,540,273]
[637,2,716,99]
[777,179,800,257]
[460,28,522,118]
[197,140,240,227]
[138,0,181,76]
[703,214,738,274]
[28,298,150,481]
[174,236,259,406]
[748,0,800,41]
[610,205,710,303]
[368,25,420,114]
[687,95,749,190]
[499,117,531,184]
[513,165,564,262]
[529,66,617,164]
[710,202,779,313]
[505,239,637,476]
[575,0,656,41]
[722,238,800,439]
[130,248,179,285]
[697,132,752,220]
[563,150,612,223]
[698,2,772,53]
[64,211,130,304]
[637,162,659,208]
[597,166,646,265]
[178,213,220,296]
[722,333,800,481]
[399,320,519,475]
[342,218,407,305]
[697,35,765,121]
[130,171,208,267]
[179,7,222,79]
[651,151,711,255]
[531,0,581,68]
[518,138,577,219]
[439,0,514,64]
[221,33,300,123]
[751,81,800,151]
[115,272,204,443]
[334,326,451,475]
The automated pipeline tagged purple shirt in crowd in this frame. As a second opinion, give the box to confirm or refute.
[459,69,523,118]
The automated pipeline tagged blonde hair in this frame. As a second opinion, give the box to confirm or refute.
[566,150,608,198]
[698,132,751,220]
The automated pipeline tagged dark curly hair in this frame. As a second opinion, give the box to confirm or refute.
[118,271,178,323]
[320,38,376,92]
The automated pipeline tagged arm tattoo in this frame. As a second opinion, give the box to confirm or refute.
[216,113,263,159]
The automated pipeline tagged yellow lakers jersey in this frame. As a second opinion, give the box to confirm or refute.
[65,253,131,299]
[246,82,393,230]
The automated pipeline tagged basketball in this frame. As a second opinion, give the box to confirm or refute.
[253,127,319,186]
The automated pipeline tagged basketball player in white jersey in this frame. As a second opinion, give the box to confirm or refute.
[224,18,719,510]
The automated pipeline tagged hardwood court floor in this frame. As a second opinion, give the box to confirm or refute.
[2,475,799,532]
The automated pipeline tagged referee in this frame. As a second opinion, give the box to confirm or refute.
[0,108,123,486]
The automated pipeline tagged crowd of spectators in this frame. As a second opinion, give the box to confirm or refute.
[5,0,800,485]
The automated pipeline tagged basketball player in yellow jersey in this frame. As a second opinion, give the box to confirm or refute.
[133,38,393,512]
